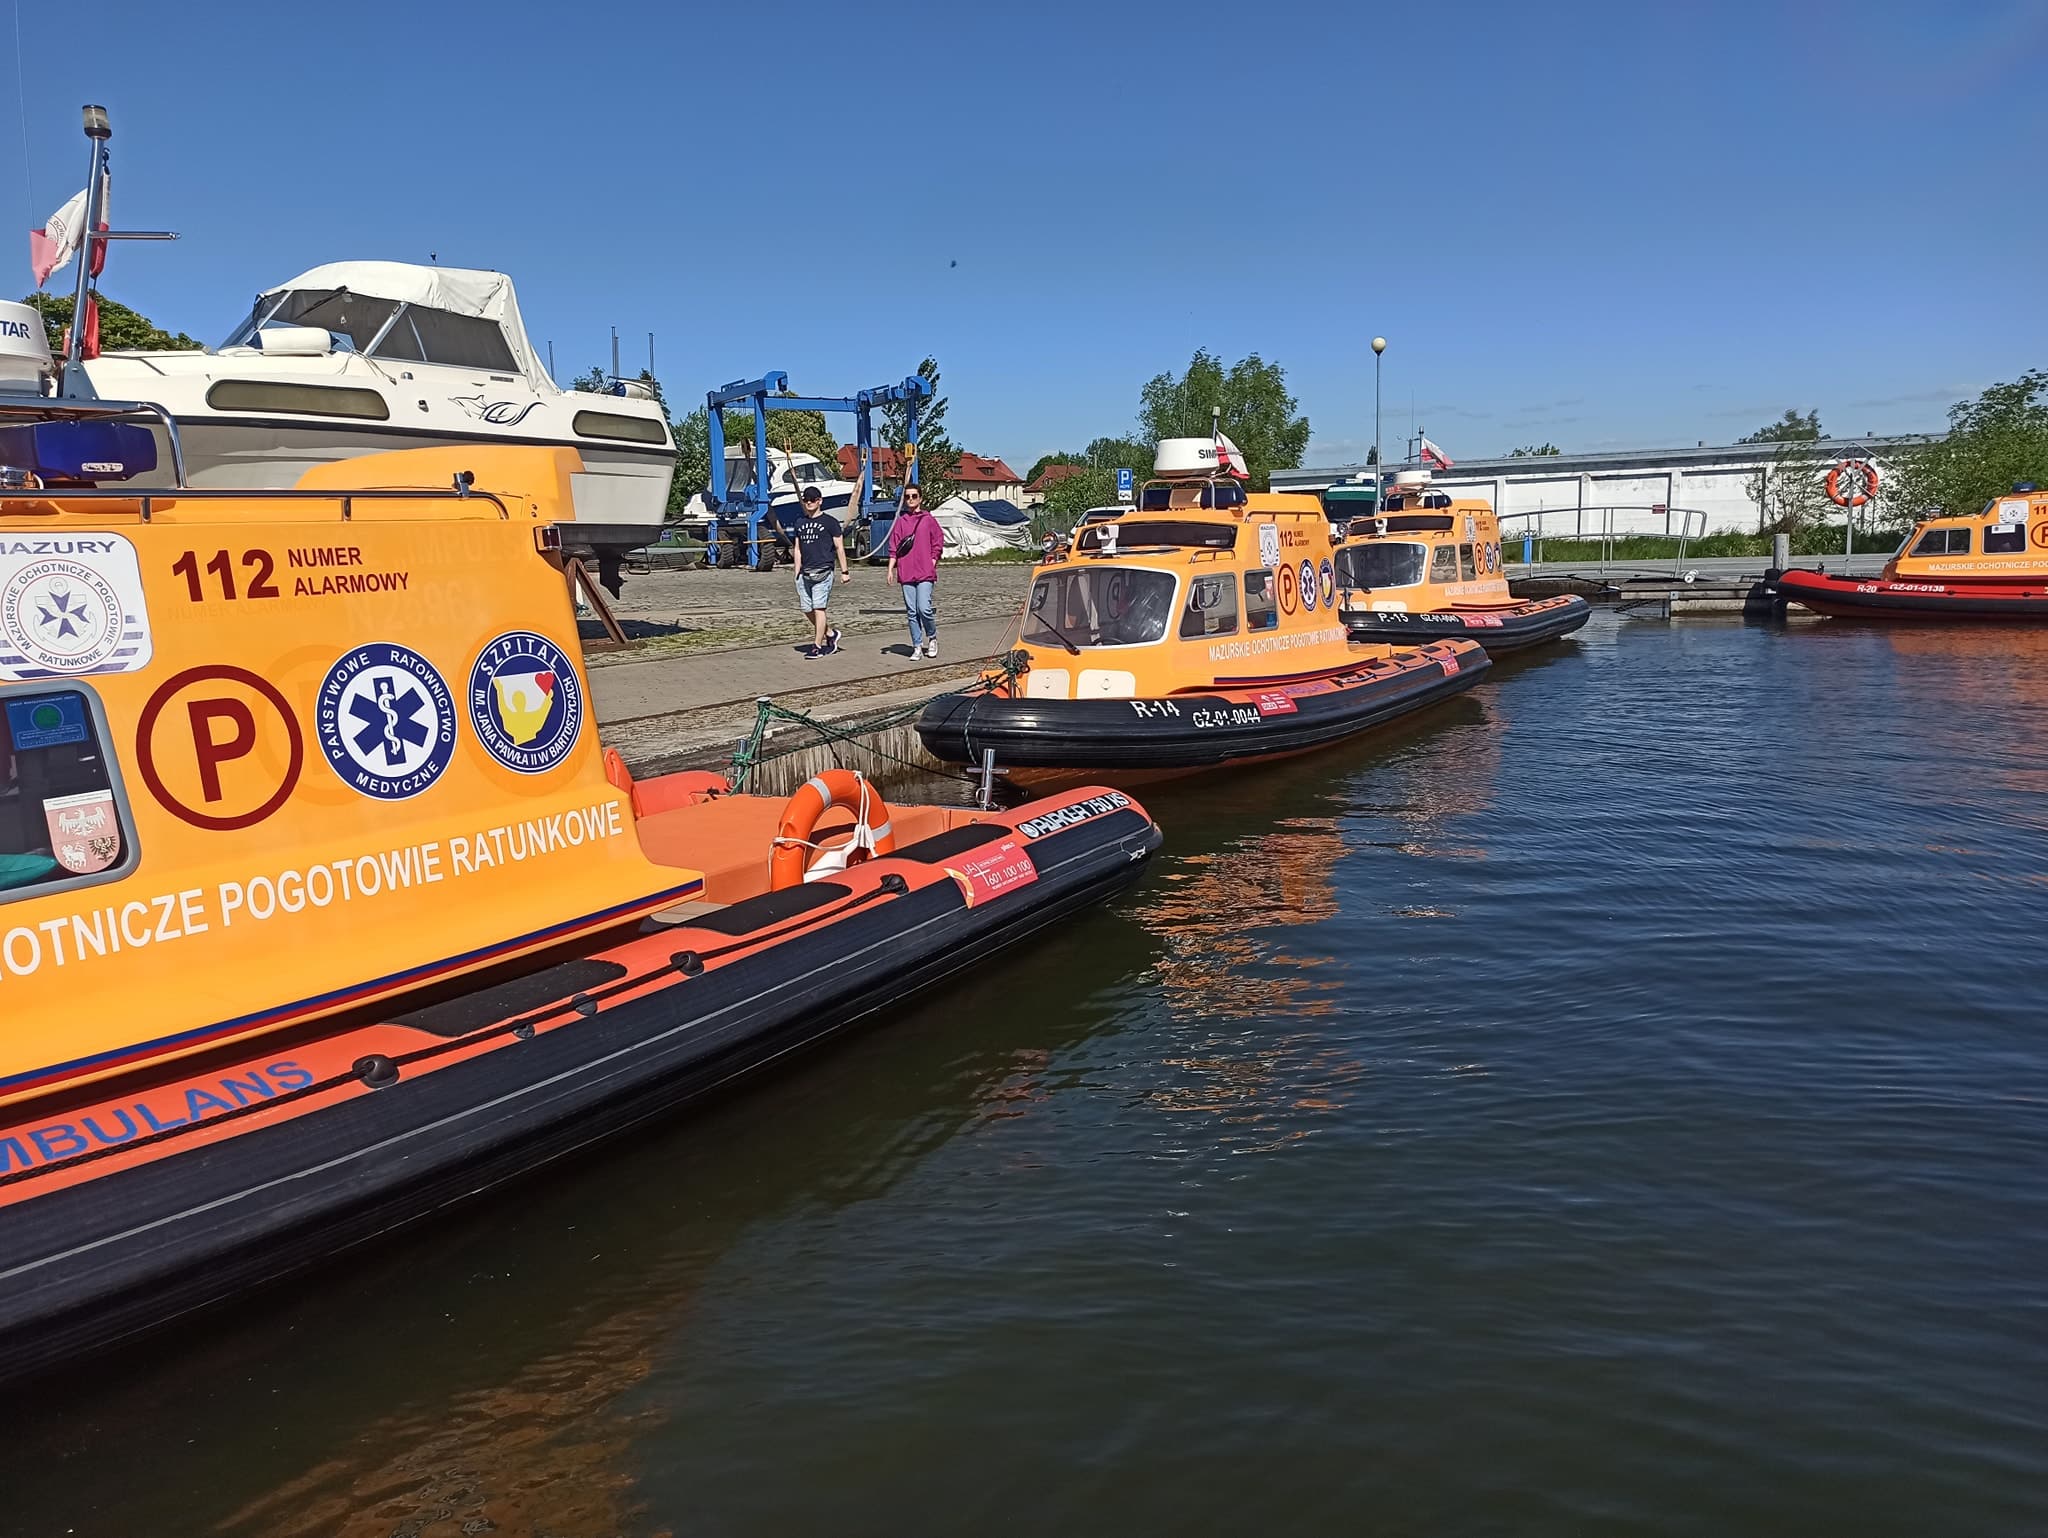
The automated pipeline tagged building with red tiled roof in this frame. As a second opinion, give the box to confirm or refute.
[1023,462,1088,507]
[835,445,1026,505]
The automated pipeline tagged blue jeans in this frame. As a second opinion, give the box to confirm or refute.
[901,579,936,646]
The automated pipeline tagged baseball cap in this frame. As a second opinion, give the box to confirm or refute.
[799,485,822,504]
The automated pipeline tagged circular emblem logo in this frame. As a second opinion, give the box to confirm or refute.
[1277,563,1298,614]
[2,559,124,673]
[469,630,582,775]
[315,643,456,800]
[1318,558,1335,609]
[1299,559,1318,611]
[138,664,305,830]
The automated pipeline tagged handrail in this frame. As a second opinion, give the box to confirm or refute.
[1497,504,1710,576]
[0,393,188,486]
[0,484,516,523]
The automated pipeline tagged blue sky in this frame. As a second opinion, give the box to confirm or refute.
[9,0,2045,469]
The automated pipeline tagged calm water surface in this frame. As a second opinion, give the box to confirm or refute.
[7,614,2048,1537]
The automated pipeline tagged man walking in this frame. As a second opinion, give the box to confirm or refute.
[887,483,945,658]
[791,485,849,658]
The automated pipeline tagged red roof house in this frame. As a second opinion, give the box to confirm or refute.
[836,445,1025,498]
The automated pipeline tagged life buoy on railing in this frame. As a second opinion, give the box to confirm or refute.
[1826,459,1879,508]
[769,768,896,890]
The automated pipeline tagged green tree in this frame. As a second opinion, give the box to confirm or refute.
[1083,435,1152,473]
[881,356,959,505]
[1747,441,1832,534]
[1740,408,1825,444]
[1510,442,1561,457]
[1888,370,2048,523]
[25,293,200,352]
[1027,450,1085,483]
[1136,348,1310,490]
[1038,465,1122,537]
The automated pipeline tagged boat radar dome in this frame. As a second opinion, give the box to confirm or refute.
[1393,469,1432,491]
[0,300,53,390]
[1153,434,1249,480]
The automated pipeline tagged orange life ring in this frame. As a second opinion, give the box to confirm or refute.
[1826,459,1879,508]
[769,768,896,890]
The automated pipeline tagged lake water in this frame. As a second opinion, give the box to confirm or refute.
[7,613,2047,1537]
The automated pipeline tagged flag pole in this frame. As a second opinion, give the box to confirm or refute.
[63,105,110,385]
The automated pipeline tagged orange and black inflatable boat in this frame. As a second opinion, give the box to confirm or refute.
[918,437,1487,777]
[1777,485,2048,620]
[0,407,1158,1380]
[1334,471,1589,653]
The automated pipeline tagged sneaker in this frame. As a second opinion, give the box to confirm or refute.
[825,628,842,654]
[924,639,937,659]
[803,644,823,659]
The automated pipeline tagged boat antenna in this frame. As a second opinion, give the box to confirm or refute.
[12,0,39,333]
[547,338,555,382]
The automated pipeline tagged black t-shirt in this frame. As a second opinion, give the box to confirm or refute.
[792,512,841,572]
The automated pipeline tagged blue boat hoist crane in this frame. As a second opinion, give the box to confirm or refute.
[704,370,930,569]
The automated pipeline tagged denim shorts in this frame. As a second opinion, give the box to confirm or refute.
[796,568,835,612]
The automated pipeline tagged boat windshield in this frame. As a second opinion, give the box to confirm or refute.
[1335,542,1427,589]
[221,290,520,373]
[222,289,397,352]
[1024,567,1178,648]
[789,460,837,484]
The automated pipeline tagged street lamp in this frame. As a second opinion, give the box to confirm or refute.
[1371,336,1387,511]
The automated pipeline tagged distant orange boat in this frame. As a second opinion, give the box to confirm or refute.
[918,437,1487,777]
[1335,471,1590,653]
[1779,485,2048,620]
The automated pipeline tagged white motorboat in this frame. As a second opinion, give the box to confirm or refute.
[75,261,675,570]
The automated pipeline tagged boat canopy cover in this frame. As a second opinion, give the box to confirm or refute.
[259,262,556,393]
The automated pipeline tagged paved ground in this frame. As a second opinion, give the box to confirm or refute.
[588,559,1035,773]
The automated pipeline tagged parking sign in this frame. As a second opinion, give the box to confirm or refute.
[1115,467,1134,503]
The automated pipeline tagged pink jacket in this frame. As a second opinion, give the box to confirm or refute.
[890,507,944,584]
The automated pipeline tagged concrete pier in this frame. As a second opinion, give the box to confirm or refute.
[588,562,1034,784]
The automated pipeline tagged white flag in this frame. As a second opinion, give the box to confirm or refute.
[28,173,107,287]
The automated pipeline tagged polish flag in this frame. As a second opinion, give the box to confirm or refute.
[28,174,107,287]
[1419,436,1455,470]
[58,294,100,360]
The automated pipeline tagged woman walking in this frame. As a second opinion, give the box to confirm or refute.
[887,484,945,658]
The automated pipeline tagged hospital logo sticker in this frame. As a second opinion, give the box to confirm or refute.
[469,630,582,775]
[1300,558,1318,611]
[315,642,457,800]
[0,535,152,680]
[1319,558,1336,608]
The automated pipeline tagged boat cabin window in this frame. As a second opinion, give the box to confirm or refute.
[1911,526,1971,557]
[1983,524,2027,554]
[1075,520,1236,554]
[0,688,135,902]
[1179,574,1240,639]
[205,381,391,420]
[1244,570,1280,631]
[572,410,670,445]
[1429,544,1461,582]
[383,306,520,372]
[1335,542,1427,589]
[1024,567,1178,648]
[1459,544,1477,580]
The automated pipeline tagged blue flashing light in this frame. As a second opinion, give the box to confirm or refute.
[2015,482,2039,493]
